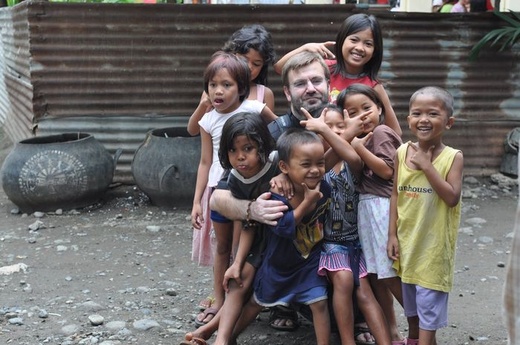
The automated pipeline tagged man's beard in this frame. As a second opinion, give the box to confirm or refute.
[292,97,326,119]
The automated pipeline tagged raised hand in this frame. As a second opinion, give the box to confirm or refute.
[351,132,373,150]
[299,107,328,134]
[302,42,336,59]
[199,91,213,113]
[343,110,365,141]
[302,182,323,206]
[408,142,434,170]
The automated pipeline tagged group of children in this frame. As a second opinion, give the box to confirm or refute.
[184,13,463,345]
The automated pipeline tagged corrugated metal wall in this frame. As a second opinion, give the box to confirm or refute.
[0,1,518,182]
[1,3,33,141]
[0,10,10,126]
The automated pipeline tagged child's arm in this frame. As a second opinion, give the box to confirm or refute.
[210,189,288,226]
[323,112,366,178]
[300,107,363,175]
[265,182,322,239]
[273,42,335,74]
[409,143,464,207]
[223,221,255,292]
[260,104,278,123]
[263,86,275,112]
[187,91,212,136]
[191,129,212,229]
[351,134,394,181]
[387,154,400,261]
[292,183,323,225]
[373,84,402,137]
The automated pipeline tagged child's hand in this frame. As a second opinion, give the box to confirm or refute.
[351,132,373,150]
[343,111,365,140]
[270,173,294,199]
[190,203,204,230]
[250,192,288,226]
[409,142,434,170]
[199,91,213,113]
[409,142,435,170]
[223,262,243,293]
[302,182,323,206]
[303,42,336,60]
[387,234,399,261]
[299,107,328,134]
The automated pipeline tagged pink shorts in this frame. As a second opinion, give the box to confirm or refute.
[402,282,449,331]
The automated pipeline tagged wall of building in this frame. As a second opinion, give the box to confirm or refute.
[0,1,518,181]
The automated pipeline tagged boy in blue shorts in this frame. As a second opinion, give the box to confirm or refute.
[228,128,332,345]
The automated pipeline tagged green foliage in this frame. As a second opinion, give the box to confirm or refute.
[469,10,520,61]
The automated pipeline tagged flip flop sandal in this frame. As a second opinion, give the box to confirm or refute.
[392,339,407,345]
[194,307,218,328]
[268,306,299,332]
[354,325,375,345]
[197,296,215,311]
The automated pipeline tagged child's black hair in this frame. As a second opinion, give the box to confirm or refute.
[222,24,276,86]
[218,112,275,171]
[410,86,454,117]
[204,51,250,103]
[332,13,383,81]
[277,128,322,163]
[324,103,343,117]
[336,83,385,124]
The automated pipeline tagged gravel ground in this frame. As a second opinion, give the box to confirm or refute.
[0,127,518,344]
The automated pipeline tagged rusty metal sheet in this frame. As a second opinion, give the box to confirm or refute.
[0,2,518,179]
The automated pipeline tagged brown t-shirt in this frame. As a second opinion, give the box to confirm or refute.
[357,124,402,198]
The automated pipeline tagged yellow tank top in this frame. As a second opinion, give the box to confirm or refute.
[393,143,462,292]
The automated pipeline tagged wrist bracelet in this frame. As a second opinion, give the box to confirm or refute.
[243,199,257,229]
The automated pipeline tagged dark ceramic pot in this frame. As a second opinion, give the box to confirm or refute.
[500,128,520,177]
[132,127,200,207]
[0,133,118,213]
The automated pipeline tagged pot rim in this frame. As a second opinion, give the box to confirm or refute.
[149,127,192,138]
[18,133,93,145]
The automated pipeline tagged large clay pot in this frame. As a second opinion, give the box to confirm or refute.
[0,133,119,213]
[132,127,200,208]
[500,128,520,177]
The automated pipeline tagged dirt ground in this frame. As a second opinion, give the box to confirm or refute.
[0,129,517,345]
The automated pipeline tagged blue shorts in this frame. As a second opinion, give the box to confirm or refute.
[402,282,449,331]
[210,210,231,224]
[253,285,328,309]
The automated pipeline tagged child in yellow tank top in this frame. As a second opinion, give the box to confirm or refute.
[388,86,464,345]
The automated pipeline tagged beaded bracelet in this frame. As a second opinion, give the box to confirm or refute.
[242,199,257,229]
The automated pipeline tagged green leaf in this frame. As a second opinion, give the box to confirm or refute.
[469,11,520,61]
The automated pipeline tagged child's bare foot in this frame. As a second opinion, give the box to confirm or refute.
[354,323,375,345]
[180,332,208,345]
[180,335,207,345]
